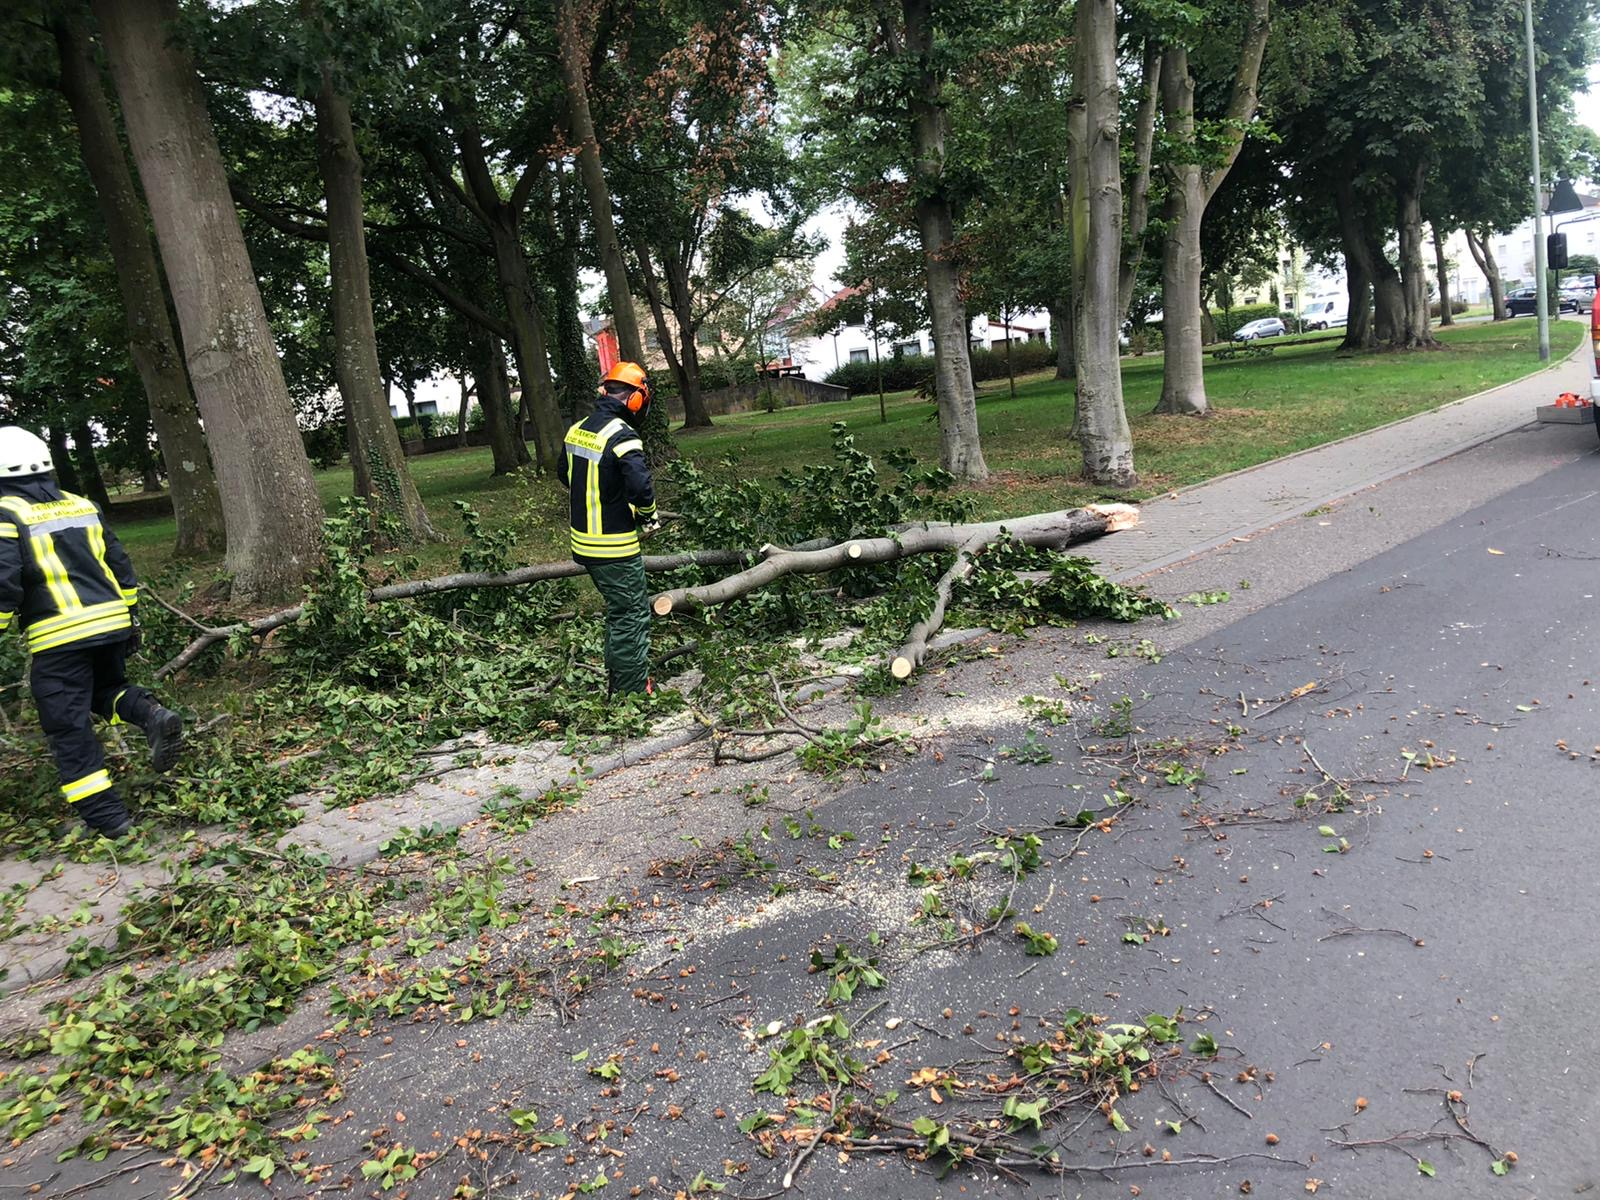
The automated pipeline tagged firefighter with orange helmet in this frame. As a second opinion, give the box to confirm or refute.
[557,363,658,695]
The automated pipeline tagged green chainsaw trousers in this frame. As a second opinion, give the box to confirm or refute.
[584,555,651,695]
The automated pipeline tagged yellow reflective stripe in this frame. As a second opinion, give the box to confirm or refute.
[612,439,644,458]
[86,524,124,599]
[0,612,12,630]
[0,524,16,539]
[30,617,132,653]
[570,538,640,559]
[586,459,600,535]
[61,769,113,802]
[34,532,81,614]
[28,599,128,638]
[121,587,139,605]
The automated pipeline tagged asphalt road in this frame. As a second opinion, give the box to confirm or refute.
[20,431,1600,1200]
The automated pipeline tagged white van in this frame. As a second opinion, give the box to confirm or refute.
[1302,297,1347,330]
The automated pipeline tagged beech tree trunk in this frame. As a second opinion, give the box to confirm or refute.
[664,256,713,429]
[49,427,83,494]
[1070,0,1135,486]
[73,424,113,510]
[1334,174,1377,351]
[1394,165,1438,348]
[1433,225,1454,327]
[557,0,644,364]
[1466,228,1506,320]
[635,237,693,419]
[448,113,563,472]
[903,0,986,482]
[475,331,525,475]
[456,378,472,447]
[312,61,438,543]
[1118,40,1162,322]
[1155,0,1271,416]
[550,163,594,420]
[1049,302,1075,379]
[95,0,324,601]
[1155,54,1208,417]
[52,11,223,558]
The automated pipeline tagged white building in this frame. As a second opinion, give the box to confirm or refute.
[773,287,1053,382]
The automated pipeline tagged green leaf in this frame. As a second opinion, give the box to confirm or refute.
[1317,825,1337,837]
[1417,1160,1436,1177]
[1109,1108,1130,1132]
[1491,1159,1508,1176]
[738,1111,775,1134]
[242,1155,275,1181]
[911,1116,941,1137]
[1164,1120,1183,1135]
[1189,1033,1218,1056]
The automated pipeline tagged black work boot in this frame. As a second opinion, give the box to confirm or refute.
[143,706,185,774]
[77,791,133,841]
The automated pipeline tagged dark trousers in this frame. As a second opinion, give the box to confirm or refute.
[31,639,154,815]
[582,556,651,694]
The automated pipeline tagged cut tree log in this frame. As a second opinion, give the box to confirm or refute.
[156,547,780,678]
[890,531,989,680]
[651,505,1139,623]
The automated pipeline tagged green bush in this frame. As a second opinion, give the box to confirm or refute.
[303,421,346,470]
[968,340,1056,383]
[823,340,1058,396]
[823,354,933,395]
[1428,298,1470,319]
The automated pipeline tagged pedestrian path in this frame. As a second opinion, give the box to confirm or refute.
[1079,323,1593,581]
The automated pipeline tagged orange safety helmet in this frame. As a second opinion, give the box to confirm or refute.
[600,361,652,417]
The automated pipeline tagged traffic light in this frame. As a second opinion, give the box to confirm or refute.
[1548,231,1569,269]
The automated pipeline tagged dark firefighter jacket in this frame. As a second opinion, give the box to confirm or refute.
[558,396,656,562]
[0,478,139,654]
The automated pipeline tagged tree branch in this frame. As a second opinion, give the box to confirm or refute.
[1202,0,1272,206]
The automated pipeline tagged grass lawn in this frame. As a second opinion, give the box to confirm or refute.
[113,316,1585,588]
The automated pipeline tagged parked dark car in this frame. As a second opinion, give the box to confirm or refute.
[1507,287,1580,316]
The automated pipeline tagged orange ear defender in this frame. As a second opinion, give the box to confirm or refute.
[601,361,651,415]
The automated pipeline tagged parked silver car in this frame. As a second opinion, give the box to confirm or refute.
[1234,317,1287,340]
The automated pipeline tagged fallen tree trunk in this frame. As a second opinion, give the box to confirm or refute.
[651,505,1139,621]
[157,546,783,678]
[890,531,989,680]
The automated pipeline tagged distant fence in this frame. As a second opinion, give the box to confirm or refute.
[663,376,849,421]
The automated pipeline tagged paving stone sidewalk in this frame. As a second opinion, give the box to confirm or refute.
[1080,323,1592,581]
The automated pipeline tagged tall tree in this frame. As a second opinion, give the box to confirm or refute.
[1069,0,1135,485]
[50,8,224,557]
[556,0,644,364]
[307,35,438,541]
[899,0,987,481]
[93,0,323,601]
[1154,0,1271,416]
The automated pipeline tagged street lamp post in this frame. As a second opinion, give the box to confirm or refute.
[1526,0,1550,361]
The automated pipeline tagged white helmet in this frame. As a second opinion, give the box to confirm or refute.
[0,427,53,479]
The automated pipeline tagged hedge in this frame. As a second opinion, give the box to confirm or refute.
[822,339,1058,396]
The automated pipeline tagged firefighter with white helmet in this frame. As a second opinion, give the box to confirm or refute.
[0,426,184,838]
